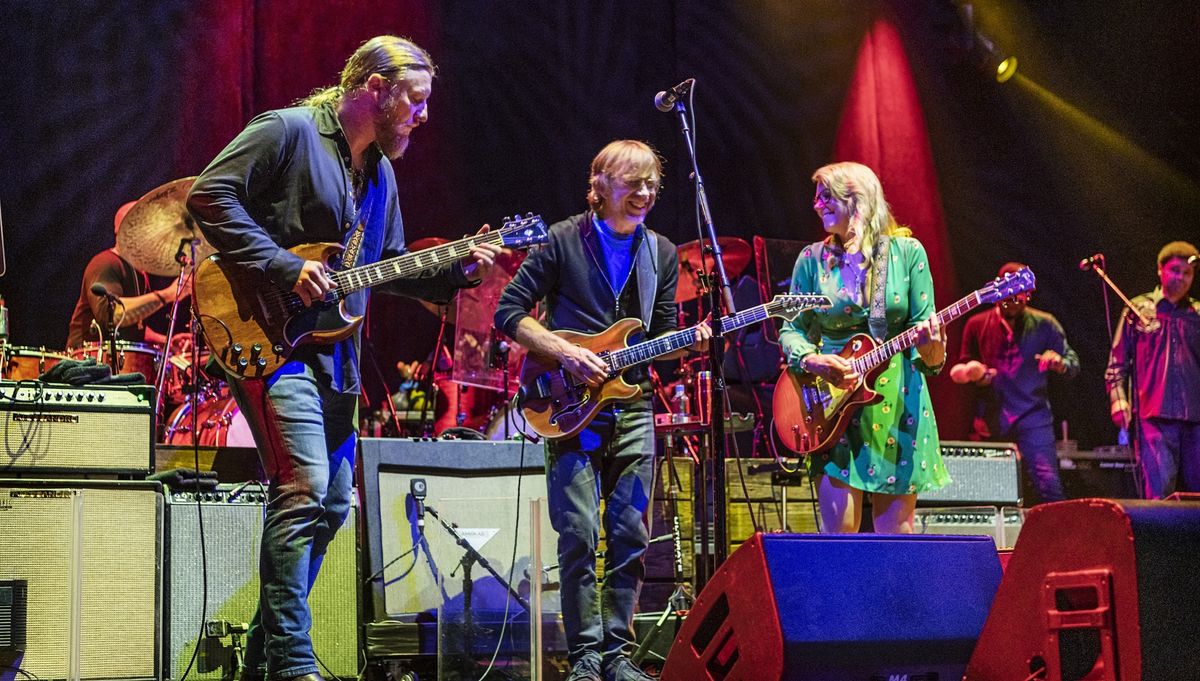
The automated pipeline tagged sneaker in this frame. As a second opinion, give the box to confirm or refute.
[566,655,603,681]
[604,656,657,681]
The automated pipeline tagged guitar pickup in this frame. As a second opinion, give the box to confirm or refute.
[517,374,553,406]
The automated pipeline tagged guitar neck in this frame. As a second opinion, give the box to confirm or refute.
[604,297,802,372]
[331,231,505,296]
[853,290,983,373]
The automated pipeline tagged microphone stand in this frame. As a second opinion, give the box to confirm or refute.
[425,504,529,671]
[103,294,120,375]
[1081,258,1147,498]
[666,83,734,581]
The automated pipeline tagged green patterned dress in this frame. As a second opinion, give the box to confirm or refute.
[778,236,951,495]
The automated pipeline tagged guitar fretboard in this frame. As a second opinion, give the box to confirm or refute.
[604,295,828,372]
[330,231,506,296]
[850,291,983,374]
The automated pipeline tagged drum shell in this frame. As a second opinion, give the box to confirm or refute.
[2,346,69,380]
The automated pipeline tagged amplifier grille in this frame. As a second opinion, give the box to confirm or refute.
[921,440,1022,506]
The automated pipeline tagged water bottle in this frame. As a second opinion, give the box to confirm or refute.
[670,383,691,424]
[0,295,8,342]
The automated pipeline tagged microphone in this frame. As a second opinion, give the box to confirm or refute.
[410,478,427,534]
[654,78,695,112]
[90,282,118,300]
[1078,253,1104,271]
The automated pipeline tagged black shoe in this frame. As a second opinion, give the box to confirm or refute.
[239,670,264,681]
[565,655,603,681]
[604,656,656,681]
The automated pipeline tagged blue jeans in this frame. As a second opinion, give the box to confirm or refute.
[1137,417,1200,499]
[227,362,358,679]
[545,403,655,669]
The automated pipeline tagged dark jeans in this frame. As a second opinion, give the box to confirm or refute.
[228,362,358,679]
[1137,417,1200,499]
[545,403,655,669]
[1002,420,1065,504]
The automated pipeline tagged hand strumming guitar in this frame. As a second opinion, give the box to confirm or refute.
[801,353,860,390]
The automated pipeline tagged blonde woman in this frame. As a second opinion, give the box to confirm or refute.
[779,161,950,534]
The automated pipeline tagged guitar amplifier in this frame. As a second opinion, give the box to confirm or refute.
[0,380,155,475]
[920,440,1022,506]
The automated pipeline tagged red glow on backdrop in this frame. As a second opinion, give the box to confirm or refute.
[833,16,967,438]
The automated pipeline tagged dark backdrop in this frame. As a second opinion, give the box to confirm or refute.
[1,0,1197,448]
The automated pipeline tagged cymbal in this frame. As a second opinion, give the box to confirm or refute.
[409,237,458,321]
[116,177,214,276]
[675,237,752,303]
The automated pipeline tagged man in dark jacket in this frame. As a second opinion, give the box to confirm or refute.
[188,36,497,681]
[496,140,707,681]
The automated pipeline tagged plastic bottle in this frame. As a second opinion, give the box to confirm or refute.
[670,383,691,424]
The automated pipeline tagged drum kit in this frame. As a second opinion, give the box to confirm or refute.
[0,177,250,446]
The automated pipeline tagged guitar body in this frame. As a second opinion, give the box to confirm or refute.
[519,318,646,440]
[772,333,886,455]
[193,242,361,379]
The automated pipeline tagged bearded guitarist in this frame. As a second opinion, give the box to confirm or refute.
[495,140,708,681]
[186,37,500,681]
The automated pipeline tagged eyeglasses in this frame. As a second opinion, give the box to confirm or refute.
[618,177,661,192]
[812,190,837,208]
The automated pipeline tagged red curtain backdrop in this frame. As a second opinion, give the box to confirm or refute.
[832,16,967,439]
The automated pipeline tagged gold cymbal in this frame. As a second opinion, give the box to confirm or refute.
[116,177,214,276]
[675,237,752,303]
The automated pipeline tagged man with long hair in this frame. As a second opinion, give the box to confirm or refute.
[188,36,498,681]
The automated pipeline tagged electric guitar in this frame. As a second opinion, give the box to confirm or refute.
[772,267,1036,455]
[518,293,831,440]
[194,214,548,378]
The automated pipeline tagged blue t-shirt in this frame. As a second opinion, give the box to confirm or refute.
[593,216,638,297]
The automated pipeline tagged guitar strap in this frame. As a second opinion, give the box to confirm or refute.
[635,227,659,331]
[868,236,891,343]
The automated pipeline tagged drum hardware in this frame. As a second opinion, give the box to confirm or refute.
[2,345,69,381]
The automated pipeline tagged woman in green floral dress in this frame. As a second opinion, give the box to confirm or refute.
[779,162,951,533]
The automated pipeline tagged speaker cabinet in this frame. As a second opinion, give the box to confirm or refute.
[163,484,358,680]
[966,498,1200,681]
[0,480,162,681]
[661,532,1002,681]
[358,437,557,657]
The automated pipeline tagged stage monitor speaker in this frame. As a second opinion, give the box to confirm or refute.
[0,479,161,681]
[359,437,557,646]
[163,483,358,680]
[965,498,1200,681]
[660,532,1001,681]
[920,440,1021,506]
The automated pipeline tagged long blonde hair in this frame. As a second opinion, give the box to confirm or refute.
[811,161,910,277]
[298,35,435,108]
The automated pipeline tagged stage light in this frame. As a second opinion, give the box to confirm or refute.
[975,30,1018,83]
[956,2,1019,84]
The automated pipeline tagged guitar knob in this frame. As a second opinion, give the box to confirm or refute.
[238,358,249,368]
[231,343,243,357]
[251,343,262,357]
[257,358,267,367]
[273,344,284,355]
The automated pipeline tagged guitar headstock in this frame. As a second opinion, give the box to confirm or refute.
[770,294,832,321]
[980,266,1037,305]
[498,213,549,249]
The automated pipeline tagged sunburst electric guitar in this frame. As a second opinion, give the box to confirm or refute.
[194,214,548,378]
[518,293,831,440]
[772,267,1037,455]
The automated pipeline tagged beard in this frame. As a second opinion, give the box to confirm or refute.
[375,97,413,160]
